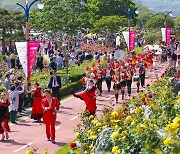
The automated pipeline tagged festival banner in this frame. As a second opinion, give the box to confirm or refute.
[129,31,136,51]
[15,42,28,77]
[123,31,136,51]
[123,32,129,50]
[15,42,39,78]
[28,42,40,78]
[166,28,171,43]
[161,28,166,42]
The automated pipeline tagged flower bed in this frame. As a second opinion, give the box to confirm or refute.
[71,76,180,154]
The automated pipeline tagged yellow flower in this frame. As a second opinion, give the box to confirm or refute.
[121,131,128,136]
[165,124,171,132]
[153,124,158,130]
[91,120,98,125]
[131,120,136,126]
[89,115,94,119]
[89,144,93,149]
[112,111,118,117]
[96,122,101,127]
[140,124,146,129]
[84,151,88,154]
[90,135,97,140]
[122,136,126,141]
[112,146,118,153]
[102,125,107,129]
[111,131,119,140]
[87,130,92,134]
[163,138,174,146]
[171,122,179,129]
[125,116,132,122]
[75,132,80,138]
[26,149,32,154]
[154,149,163,154]
[173,117,180,123]
[135,107,142,114]
[115,150,121,154]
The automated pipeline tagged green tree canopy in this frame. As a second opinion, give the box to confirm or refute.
[145,14,175,30]
[29,0,137,34]
[93,16,127,33]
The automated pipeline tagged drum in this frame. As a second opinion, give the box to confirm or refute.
[133,75,140,82]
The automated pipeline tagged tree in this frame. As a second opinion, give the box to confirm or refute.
[0,8,25,54]
[93,16,127,33]
[30,0,137,35]
[145,14,175,30]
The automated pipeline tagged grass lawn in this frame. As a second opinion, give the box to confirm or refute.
[55,143,70,154]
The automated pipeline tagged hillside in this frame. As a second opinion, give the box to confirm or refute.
[135,0,180,16]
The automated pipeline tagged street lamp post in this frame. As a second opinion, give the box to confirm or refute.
[163,11,172,28]
[126,7,138,32]
[17,0,44,106]
[125,7,138,51]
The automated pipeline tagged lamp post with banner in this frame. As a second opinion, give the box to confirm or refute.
[17,0,44,106]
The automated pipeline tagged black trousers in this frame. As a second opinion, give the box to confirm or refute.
[97,78,103,93]
[126,80,132,95]
[140,73,145,87]
[52,87,60,100]
[105,77,111,91]
[18,97,24,112]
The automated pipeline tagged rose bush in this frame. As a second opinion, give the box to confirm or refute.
[72,76,180,154]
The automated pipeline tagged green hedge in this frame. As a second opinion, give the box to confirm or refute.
[60,79,83,98]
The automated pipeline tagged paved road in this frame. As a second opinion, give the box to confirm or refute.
[0,64,167,154]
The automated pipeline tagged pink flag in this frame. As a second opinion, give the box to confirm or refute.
[129,31,136,51]
[28,42,40,78]
[166,28,171,43]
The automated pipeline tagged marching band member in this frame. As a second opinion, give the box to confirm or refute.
[96,64,104,95]
[112,69,121,103]
[119,68,127,100]
[105,64,114,92]
[139,60,146,88]
[134,63,141,92]
[82,72,90,90]
[126,65,134,97]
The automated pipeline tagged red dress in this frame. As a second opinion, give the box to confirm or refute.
[0,100,10,134]
[74,87,97,114]
[31,88,43,120]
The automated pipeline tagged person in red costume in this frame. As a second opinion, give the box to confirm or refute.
[30,82,43,122]
[71,80,100,115]
[0,92,10,141]
[42,90,60,144]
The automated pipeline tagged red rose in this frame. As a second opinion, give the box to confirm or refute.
[148,95,153,98]
[142,97,145,101]
[153,101,157,104]
[70,142,77,149]
[143,101,147,105]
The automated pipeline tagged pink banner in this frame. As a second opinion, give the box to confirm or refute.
[28,42,40,78]
[166,28,171,43]
[129,31,136,51]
